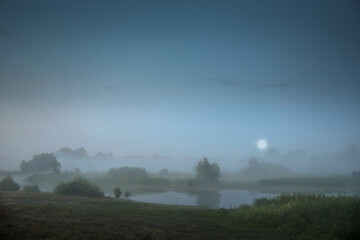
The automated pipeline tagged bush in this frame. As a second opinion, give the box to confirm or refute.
[54,177,103,197]
[107,167,149,179]
[124,190,132,198]
[23,185,41,193]
[114,187,122,198]
[0,175,20,191]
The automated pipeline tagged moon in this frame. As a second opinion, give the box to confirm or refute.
[257,139,268,150]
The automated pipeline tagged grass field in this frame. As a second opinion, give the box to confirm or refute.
[1,191,359,240]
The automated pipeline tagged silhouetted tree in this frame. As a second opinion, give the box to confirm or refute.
[20,153,61,174]
[196,158,221,182]
[159,168,169,175]
[55,147,88,159]
[107,167,149,179]
[0,175,20,191]
[114,187,122,198]
[266,147,280,158]
[94,152,114,159]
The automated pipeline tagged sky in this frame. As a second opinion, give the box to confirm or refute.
[1,0,360,164]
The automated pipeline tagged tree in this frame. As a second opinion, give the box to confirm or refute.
[0,175,20,191]
[114,187,122,198]
[55,147,88,159]
[159,168,169,175]
[20,153,61,174]
[196,158,221,182]
[107,167,149,179]
[74,148,88,158]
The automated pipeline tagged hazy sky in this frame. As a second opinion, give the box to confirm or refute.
[1,0,360,160]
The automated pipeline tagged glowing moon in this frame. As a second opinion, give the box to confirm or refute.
[257,139,268,150]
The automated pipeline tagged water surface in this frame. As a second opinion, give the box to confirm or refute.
[129,190,278,209]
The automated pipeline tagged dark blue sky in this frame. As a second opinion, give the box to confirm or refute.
[1,0,359,160]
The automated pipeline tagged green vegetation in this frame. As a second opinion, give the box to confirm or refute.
[107,166,149,179]
[231,194,360,239]
[258,176,360,188]
[25,172,83,191]
[0,192,358,239]
[0,176,20,191]
[196,157,221,182]
[124,190,132,198]
[23,169,360,195]
[20,153,61,174]
[240,158,291,179]
[54,177,104,197]
[114,187,122,198]
[22,185,40,193]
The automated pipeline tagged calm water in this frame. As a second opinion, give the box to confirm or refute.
[128,190,279,209]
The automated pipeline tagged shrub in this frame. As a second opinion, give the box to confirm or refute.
[0,175,20,191]
[114,187,122,198]
[54,177,103,197]
[23,185,41,193]
[124,190,132,198]
[107,167,149,179]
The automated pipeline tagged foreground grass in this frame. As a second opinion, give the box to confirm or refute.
[0,192,359,240]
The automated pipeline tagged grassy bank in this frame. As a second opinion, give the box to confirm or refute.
[1,192,359,239]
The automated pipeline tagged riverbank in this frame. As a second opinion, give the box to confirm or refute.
[19,171,360,194]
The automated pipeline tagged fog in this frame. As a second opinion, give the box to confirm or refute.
[1,2,360,239]
[1,0,360,176]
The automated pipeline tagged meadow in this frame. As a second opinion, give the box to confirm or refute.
[1,191,359,240]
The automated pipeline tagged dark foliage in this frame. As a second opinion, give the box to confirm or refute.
[54,177,103,197]
[114,187,122,198]
[159,168,169,175]
[124,190,132,198]
[55,147,88,159]
[196,158,221,182]
[20,153,61,174]
[0,175,20,191]
[107,167,149,179]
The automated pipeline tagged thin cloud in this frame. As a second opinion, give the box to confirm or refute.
[0,29,20,40]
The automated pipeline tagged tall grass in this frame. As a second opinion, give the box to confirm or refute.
[258,176,360,187]
[232,193,360,239]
